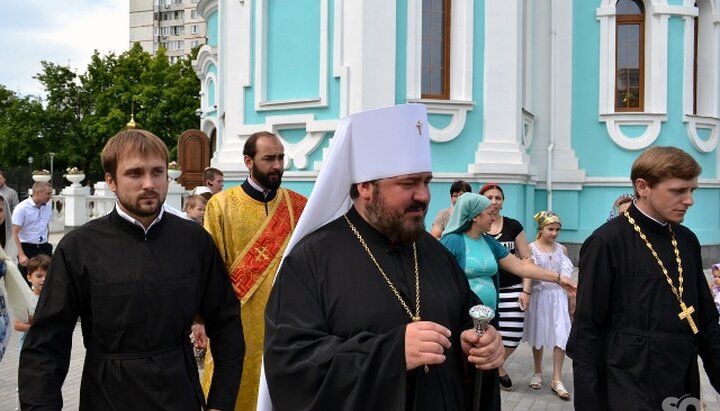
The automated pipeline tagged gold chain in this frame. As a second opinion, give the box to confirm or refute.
[623,211,687,310]
[344,215,421,322]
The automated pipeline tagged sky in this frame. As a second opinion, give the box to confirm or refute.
[0,0,129,97]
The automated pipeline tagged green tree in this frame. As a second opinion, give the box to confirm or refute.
[0,43,201,182]
[0,85,46,167]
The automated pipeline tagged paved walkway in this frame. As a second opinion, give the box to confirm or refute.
[1,232,719,410]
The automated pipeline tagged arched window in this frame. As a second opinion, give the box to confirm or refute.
[421,0,451,99]
[615,0,644,111]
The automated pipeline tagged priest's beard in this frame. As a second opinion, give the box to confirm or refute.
[121,191,166,219]
[365,185,427,244]
[251,167,283,191]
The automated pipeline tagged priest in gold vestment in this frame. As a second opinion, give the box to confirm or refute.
[201,131,307,410]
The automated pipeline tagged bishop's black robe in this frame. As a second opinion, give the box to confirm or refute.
[566,203,720,410]
[19,210,245,411]
[264,207,501,411]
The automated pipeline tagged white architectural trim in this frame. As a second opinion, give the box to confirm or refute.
[406,0,474,143]
[685,115,720,152]
[407,100,474,143]
[196,0,218,20]
[254,0,329,111]
[595,0,705,150]
[340,0,396,113]
[237,116,337,171]
[683,0,720,153]
[522,109,535,148]
[204,72,218,111]
[600,112,666,149]
[192,45,218,78]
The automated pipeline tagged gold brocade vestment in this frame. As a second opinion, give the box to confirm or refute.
[201,185,306,410]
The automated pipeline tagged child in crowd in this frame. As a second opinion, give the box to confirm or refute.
[13,255,50,341]
[524,211,574,401]
[711,264,720,314]
[184,194,207,225]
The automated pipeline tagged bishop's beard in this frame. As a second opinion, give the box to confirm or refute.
[365,184,427,244]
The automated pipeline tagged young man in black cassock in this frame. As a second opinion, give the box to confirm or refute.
[18,128,245,411]
[567,146,720,410]
[261,104,505,411]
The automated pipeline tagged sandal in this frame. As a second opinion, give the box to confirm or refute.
[529,373,542,390]
[551,380,571,400]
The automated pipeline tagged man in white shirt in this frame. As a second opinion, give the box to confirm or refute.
[12,181,53,276]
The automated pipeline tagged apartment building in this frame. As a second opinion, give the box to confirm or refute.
[129,0,206,63]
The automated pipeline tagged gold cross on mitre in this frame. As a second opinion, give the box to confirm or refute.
[415,120,423,135]
[678,302,699,334]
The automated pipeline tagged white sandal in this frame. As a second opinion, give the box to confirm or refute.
[551,380,571,400]
[529,373,542,390]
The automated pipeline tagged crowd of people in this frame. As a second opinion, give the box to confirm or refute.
[0,104,718,411]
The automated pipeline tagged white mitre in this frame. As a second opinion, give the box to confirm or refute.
[284,103,432,256]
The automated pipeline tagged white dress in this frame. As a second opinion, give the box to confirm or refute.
[523,242,573,350]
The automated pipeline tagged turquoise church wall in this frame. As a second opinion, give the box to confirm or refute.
[211,0,719,247]
[565,2,719,245]
[242,0,340,124]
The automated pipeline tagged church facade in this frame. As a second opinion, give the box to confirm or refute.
[192,0,720,258]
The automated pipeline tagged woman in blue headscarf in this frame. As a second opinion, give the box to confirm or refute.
[440,193,576,311]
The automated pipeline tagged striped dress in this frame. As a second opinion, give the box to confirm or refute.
[491,217,526,348]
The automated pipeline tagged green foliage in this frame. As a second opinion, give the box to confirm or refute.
[0,43,200,182]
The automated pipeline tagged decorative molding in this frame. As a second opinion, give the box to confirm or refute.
[192,45,218,78]
[522,109,535,148]
[407,99,474,142]
[684,115,720,153]
[204,72,217,110]
[235,115,338,171]
[196,0,218,20]
[254,0,329,111]
[599,113,666,150]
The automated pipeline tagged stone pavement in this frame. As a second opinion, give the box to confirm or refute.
[1,232,719,410]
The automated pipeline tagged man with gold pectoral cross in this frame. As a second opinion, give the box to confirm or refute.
[567,146,720,411]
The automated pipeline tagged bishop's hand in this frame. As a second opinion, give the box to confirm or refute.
[461,326,505,370]
[405,321,452,371]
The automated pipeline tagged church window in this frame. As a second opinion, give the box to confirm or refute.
[615,0,644,111]
[421,0,451,99]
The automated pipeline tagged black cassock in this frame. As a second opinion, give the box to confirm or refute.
[264,207,501,411]
[19,211,245,411]
[567,203,720,410]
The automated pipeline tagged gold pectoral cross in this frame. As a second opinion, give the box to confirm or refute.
[678,302,699,335]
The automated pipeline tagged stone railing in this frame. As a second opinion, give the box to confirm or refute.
[49,196,66,233]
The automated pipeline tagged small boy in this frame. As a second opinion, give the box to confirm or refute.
[711,264,720,314]
[13,254,50,337]
[184,194,207,224]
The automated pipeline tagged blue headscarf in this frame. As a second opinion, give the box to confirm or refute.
[441,193,492,237]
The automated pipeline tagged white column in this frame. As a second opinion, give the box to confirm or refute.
[342,0,396,113]
[61,185,90,228]
[469,0,529,174]
[166,181,185,211]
